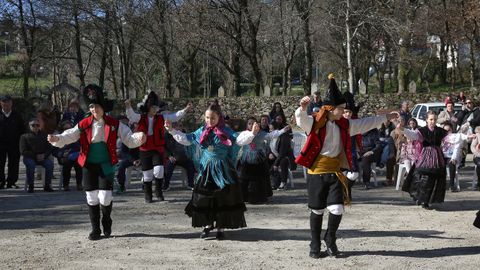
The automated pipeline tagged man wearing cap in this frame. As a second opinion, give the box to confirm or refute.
[125,91,192,203]
[48,84,146,241]
[295,74,399,258]
[20,118,54,192]
[0,95,26,189]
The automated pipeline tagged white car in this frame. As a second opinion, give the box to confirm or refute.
[410,102,463,127]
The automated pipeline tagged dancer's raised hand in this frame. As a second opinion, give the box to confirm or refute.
[300,96,311,111]
[124,99,132,109]
[252,122,260,135]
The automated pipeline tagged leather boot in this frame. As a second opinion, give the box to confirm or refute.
[324,213,342,257]
[144,181,153,203]
[88,205,101,240]
[154,178,164,201]
[101,203,113,237]
[474,211,480,229]
[309,212,323,259]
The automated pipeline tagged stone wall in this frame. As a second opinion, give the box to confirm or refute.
[155,90,478,129]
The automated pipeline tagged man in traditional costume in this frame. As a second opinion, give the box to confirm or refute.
[295,74,399,258]
[48,84,146,240]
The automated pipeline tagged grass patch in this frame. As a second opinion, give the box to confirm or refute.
[0,77,54,97]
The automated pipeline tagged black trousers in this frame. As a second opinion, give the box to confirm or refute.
[62,159,83,188]
[0,147,20,185]
[307,173,344,210]
[140,150,164,171]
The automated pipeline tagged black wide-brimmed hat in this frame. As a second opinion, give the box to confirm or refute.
[139,91,166,113]
[323,74,346,107]
[83,84,114,112]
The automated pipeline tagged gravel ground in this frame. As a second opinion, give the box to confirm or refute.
[1,161,479,270]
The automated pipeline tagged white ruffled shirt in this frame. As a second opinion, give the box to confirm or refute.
[126,107,187,136]
[295,107,387,157]
[51,118,144,149]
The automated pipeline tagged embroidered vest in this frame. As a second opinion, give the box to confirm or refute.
[78,115,119,167]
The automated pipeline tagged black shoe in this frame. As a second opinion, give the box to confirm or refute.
[309,250,321,259]
[200,227,212,239]
[0,181,5,189]
[101,203,113,238]
[216,231,225,240]
[27,185,34,193]
[63,186,70,191]
[43,186,54,192]
[422,203,432,210]
[451,188,459,193]
[6,184,12,189]
[363,184,370,190]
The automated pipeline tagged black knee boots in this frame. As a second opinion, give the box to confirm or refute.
[324,213,342,257]
[88,204,101,240]
[309,212,323,259]
[144,181,153,203]
[154,178,164,201]
[101,203,113,237]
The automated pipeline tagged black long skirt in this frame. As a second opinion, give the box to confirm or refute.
[185,164,247,229]
[238,161,272,204]
[403,166,446,204]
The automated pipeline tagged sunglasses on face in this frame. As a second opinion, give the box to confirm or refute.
[30,124,39,127]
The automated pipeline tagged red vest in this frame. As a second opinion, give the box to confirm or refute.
[295,117,352,169]
[136,114,165,148]
[77,115,119,167]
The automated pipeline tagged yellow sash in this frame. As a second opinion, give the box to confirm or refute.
[308,155,351,205]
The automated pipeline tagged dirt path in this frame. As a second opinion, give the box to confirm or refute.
[1,163,479,270]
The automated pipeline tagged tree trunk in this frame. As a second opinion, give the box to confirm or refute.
[469,38,476,88]
[73,6,85,89]
[109,45,119,99]
[18,0,33,98]
[346,0,354,94]
[99,9,110,89]
[301,14,312,95]
[439,40,448,84]
[294,0,313,96]
[450,44,456,90]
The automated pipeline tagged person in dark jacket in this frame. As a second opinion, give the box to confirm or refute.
[163,122,195,190]
[399,101,412,126]
[456,99,477,128]
[271,115,296,190]
[55,121,83,191]
[61,99,85,126]
[0,95,26,189]
[269,102,286,124]
[360,128,382,190]
[20,118,54,193]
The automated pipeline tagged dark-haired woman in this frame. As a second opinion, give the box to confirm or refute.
[400,111,472,209]
[269,102,286,124]
[165,101,259,240]
[238,117,290,203]
[271,115,295,190]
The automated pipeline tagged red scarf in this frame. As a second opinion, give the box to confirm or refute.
[199,117,232,146]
